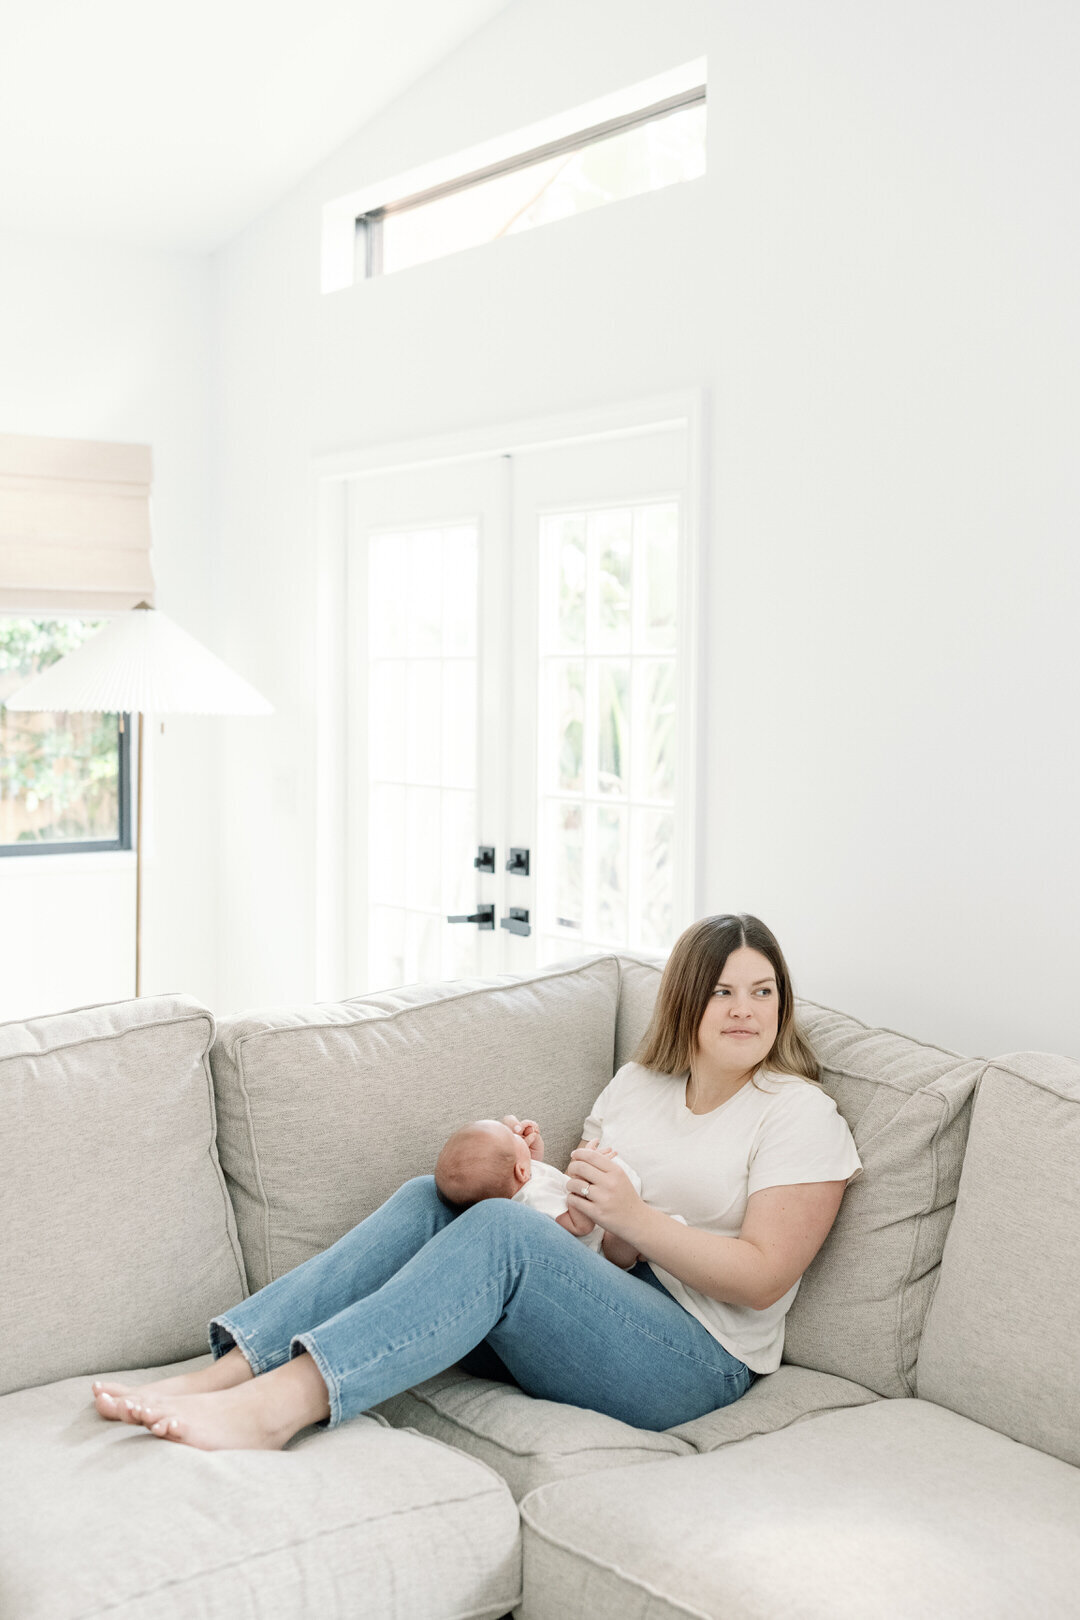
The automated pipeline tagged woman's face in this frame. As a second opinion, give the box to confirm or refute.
[695,946,781,1072]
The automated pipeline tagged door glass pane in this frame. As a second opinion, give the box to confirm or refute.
[597,661,630,797]
[440,659,476,792]
[635,808,675,951]
[595,804,628,940]
[634,659,676,803]
[541,514,586,652]
[368,784,405,905]
[368,659,406,781]
[551,800,583,935]
[590,509,632,653]
[369,905,406,989]
[538,498,678,952]
[405,786,442,911]
[547,660,584,792]
[368,535,408,657]
[636,503,678,652]
[442,526,478,656]
[406,530,443,656]
[405,660,442,784]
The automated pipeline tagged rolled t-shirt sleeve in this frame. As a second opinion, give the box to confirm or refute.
[747,1081,862,1198]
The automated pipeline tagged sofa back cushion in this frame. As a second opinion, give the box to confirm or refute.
[210,957,620,1293]
[916,1052,1080,1465]
[614,959,983,1399]
[0,996,247,1396]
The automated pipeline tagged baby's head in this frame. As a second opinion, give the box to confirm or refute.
[435,1119,533,1207]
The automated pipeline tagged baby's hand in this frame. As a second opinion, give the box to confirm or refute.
[503,1115,545,1161]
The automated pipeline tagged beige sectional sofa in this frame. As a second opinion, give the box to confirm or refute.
[2,954,1077,1619]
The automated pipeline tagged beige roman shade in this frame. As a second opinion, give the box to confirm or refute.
[0,433,154,612]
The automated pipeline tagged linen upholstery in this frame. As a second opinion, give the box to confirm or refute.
[0,996,246,1397]
[0,1357,520,1620]
[376,1363,878,1499]
[375,1367,693,1500]
[518,1400,1080,1620]
[917,1051,1080,1466]
[783,1001,984,1397]
[210,957,620,1292]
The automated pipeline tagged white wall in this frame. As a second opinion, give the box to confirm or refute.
[0,230,219,1017]
[213,0,1080,1057]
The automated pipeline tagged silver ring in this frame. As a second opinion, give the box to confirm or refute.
[579,1180,590,1199]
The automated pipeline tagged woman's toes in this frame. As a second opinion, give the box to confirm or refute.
[93,1389,123,1420]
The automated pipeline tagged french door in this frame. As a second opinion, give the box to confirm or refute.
[346,422,693,993]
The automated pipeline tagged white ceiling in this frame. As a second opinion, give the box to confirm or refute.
[0,0,512,252]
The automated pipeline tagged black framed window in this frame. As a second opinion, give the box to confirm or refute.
[0,617,132,856]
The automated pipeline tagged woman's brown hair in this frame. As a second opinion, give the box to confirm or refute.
[634,913,821,1085]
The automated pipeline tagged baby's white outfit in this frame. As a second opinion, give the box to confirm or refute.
[512,1156,644,1252]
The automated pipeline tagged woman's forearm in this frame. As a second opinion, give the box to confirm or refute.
[625,1206,774,1310]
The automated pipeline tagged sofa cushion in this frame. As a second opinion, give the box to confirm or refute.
[614,959,984,1399]
[0,996,246,1397]
[518,1399,1080,1620]
[378,1364,878,1499]
[210,956,620,1292]
[783,1001,983,1397]
[916,1051,1080,1466]
[0,1356,520,1620]
[375,1366,693,1499]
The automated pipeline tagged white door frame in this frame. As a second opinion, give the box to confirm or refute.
[311,390,708,1001]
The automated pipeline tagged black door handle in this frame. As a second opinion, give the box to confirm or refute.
[447,904,495,931]
[499,908,531,937]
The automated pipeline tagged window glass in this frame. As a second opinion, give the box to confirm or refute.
[372,100,706,278]
[0,617,127,851]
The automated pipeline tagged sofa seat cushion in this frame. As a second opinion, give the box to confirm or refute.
[518,1399,1080,1620]
[0,995,247,1397]
[917,1051,1080,1466]
[0,1357,520,1620]
[210,955,620,1292]
[375,1363,877,1499]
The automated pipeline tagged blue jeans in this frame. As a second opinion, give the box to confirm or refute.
[210,1176,754,1432]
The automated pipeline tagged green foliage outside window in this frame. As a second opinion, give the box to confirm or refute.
[0,618,122,845]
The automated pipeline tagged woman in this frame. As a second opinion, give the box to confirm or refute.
[92,913,861,1449]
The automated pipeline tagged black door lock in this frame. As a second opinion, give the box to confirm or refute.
[506,848,530,876]
[473,846,495,874]
[447,904,496,930]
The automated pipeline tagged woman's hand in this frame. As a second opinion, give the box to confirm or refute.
[502,1115,545,1161]
[566,1142,644,1241]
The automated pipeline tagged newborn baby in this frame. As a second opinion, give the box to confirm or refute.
[434,1118,641,1252]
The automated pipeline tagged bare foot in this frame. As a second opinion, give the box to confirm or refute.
[92,1348,253,1424]
[127,1386,288,1451]
[128,1354,331,1451]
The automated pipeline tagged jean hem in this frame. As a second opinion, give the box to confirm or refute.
[209,1314,288,1379]
[291,1332,342,1428]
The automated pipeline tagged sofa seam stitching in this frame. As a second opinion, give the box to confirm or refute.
[197,1034,248,1299]
[0,1009,213,1065]
[228,953,620,1054]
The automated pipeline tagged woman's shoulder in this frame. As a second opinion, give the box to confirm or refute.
[756,1069,835,1108]
[609,1060,685,1092]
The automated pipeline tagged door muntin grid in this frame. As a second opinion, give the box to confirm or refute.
[537,499,678,964]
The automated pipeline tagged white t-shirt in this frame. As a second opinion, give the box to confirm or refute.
[582,1062,862,1374]
[513,1156,644,1253]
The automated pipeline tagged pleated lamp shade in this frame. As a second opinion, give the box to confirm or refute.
[3,606,273,716]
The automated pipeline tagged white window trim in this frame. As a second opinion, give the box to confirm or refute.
[322,57,707,293]
[310,390,707,1001]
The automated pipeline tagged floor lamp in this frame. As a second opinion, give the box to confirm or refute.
[4,603,272,995]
